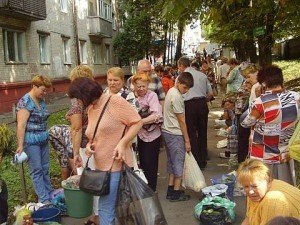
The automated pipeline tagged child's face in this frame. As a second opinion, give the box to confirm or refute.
[177,82,190,94]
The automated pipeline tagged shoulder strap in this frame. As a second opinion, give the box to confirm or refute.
[91,95,112,143]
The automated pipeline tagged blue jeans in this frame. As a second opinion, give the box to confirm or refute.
[98,171,121,225]
[25,143,54,203]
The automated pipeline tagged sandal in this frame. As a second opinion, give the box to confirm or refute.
[84,219,96,225]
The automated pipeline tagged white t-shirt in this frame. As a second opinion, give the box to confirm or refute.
[162,87,184,135]
[219,63,230,78]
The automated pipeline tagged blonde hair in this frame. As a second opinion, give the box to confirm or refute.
[31,75,52,88]
[107,67,125,81]
[241,65,259,78]
[131,72,151,84]
[237,159,272,185]
[69,65,93,81]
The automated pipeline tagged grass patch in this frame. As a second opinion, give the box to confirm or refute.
[0,109,68,223]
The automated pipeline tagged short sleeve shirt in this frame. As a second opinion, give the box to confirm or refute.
[17,93,49,145]
[162,87,184,135]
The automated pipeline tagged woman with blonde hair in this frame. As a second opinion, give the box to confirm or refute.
[16,75,54,204]
[237,159,300,225]
[132,72,163,192]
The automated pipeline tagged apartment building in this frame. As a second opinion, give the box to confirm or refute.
[0,0,118,113]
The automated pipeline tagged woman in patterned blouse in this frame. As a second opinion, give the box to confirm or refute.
[241,65,300,185]
[16,75,53,204]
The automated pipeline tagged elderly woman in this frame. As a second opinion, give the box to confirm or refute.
[49,65,99,225]
[201,60,217,96]
[49,65,94,180]
[104,67,137,109]
[16,75,54,204]
[132,73,163,192]
[226,58,243,95]
[237,159,300,225]
[241,65,300,185]
[70,77,142,225]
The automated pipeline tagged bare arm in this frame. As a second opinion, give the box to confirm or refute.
[241,217,249,225]
[16,109,30,153]
[70,113,83,167]
[176,113,191,152]
[114,120,143,160]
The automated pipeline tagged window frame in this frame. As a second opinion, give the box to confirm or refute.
[60,0,68,13]
[2,29,27,63]
[92,42,102,64]
[62,36,71,64]
[39,33,51,64]
[99,0,112,22]
[79,40,87,64]
[105,44,110,64]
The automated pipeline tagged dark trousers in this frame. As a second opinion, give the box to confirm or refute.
[137,136,160,192]
[184,98,209,168]
[0,179,8,224]
[237,114,251,163]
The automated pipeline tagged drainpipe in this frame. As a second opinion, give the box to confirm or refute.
[72,0,80,65]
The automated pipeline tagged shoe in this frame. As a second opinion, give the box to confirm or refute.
[219,152,237,159]
[166,190,184,199]
[170,192,191,202]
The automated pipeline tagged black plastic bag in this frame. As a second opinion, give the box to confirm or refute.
[116,164,167,225]
[200,205,231,225]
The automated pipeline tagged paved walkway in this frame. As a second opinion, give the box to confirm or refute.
[0,95,246,224]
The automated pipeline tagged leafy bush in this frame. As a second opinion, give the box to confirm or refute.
[0,124,15,160]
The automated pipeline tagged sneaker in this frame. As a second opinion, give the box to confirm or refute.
[169,192,191,202]
[219,152,237,159]
[166,190,185,199]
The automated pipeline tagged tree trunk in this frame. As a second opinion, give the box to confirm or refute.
[258,15,274,66]
[163,22,168,66]
[233,40,247,62]
[175,19,184,64]
[245,39,258,64]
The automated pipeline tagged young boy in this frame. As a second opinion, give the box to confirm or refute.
[162,72,194,202]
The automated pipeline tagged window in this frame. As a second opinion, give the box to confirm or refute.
[60,0,68,12]
[88,0,97,16]
[79,40,87,64]
[99,0,112,21]
[105,44,110,64]
[112,13,116,30]
[39,34,50,64]
[62,37,71,64]
[3,29,26,63]
[92,43,101,64]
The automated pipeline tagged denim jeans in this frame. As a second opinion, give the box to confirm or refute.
[25,143,54,203]
[98,171,121,225]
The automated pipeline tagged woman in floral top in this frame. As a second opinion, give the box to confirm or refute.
[241,65,300,185]
[16,75,54,204]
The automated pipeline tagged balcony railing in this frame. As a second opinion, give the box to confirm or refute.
[0,0,46,21]
[88,16,113,38]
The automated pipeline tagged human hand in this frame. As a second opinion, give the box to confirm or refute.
[113,142,126,161]
[185,141,191,152]
[16,146,23,154]
[74,154,83,168]
[85,144,95,157]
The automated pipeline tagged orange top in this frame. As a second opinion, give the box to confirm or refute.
[86,94,141,172]
[162,76,174,93]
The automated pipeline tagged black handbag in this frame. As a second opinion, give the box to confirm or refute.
[79,96,112,196]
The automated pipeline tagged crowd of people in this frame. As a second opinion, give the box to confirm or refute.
[8,53,300,225]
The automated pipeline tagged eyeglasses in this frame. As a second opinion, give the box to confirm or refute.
[37,86,47,93]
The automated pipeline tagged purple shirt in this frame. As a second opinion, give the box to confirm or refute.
[137,90,162,142]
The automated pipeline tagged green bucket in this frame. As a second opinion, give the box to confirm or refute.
[63,187,93,218]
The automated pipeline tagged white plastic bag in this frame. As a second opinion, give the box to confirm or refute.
[132,149,148,184]
[182,152,206,192]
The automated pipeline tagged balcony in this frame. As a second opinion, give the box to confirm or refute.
[88,16,113,38]
[0,0,46,21]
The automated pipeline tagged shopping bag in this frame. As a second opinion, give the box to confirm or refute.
[116,164,167,225]
[194,196,235,222]
[200,205,231,225]
[131,149,148,184]
[181,152,206,192]
[289,121,300,162]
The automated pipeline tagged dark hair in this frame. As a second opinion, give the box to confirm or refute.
[191,61,200,70]
[228,58,239,65]
[259,65,283,88]
[177,72,194,88]
[178,57,190,68]
[68,77,103,108]
[154,65,163,73]
[268,216,300,225]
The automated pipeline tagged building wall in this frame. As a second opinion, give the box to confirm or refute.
[0,0,118,113]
